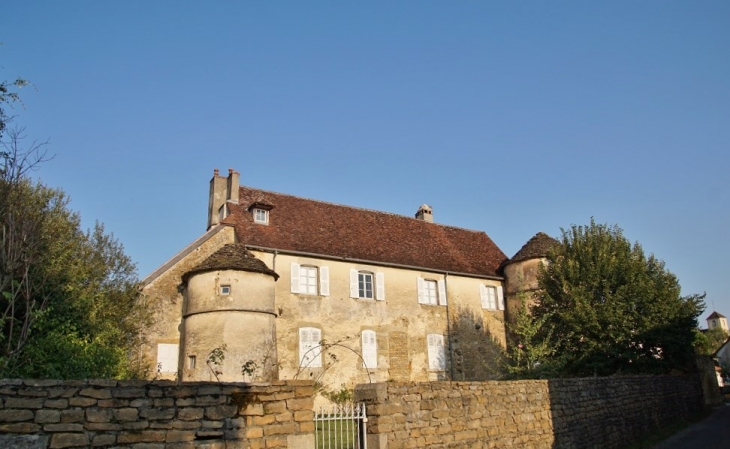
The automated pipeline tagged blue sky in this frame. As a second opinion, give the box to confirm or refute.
[2,2,729,324]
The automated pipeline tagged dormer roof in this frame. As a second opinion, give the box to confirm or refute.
[221,186,507,278]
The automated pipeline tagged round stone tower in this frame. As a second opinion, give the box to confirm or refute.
[502,232,558,323]
[180,243,279,382]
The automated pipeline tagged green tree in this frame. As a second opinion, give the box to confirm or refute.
[0,77,28,138]
[528,219,704,377]
[694,327,729,356]
[1,124,147,378]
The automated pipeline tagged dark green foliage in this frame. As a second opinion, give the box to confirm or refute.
[693,327,729,356]
[529,219,704,377]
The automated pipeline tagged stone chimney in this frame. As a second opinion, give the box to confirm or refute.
[207,168,240,230]
[415,204,433,223]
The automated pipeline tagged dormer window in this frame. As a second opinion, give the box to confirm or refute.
[253,208,269,225]
[248,201,274,225]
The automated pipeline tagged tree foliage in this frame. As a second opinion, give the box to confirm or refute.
[693,327,729,356]
[523,219,704,377]
[1,103,147,379]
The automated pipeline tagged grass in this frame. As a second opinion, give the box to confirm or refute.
[315,418,361,449]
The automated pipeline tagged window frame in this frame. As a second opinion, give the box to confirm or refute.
[350,269,385,301]
[358,272,374,300]
[299,327,322,368]
[427,334,446,371]
[253,208,269,224]
[290,263,330,296]
[480,285,504,311]
[361,330,378,369]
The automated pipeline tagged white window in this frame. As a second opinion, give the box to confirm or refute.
[361,330,377,369]
[350,269,385,300]
[299,327,322,368]
[253,208,269,224]
[157,343,179,373]
[188,355,196,369]
[290,263,329,296]
[427,334,445,371]
[220,285,231,296]
[480,285,504,310]
[417,278,447,306]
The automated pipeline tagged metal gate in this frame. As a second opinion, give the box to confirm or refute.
[314,403,367,449]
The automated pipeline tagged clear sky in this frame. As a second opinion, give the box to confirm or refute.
[2,2,729,325]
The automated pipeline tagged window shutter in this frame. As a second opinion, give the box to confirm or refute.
[361,330,377,369]
[319,266,330,296]
[311,328,322,368]
[350,269,359,298]
[157,343,179,373]
[417,277,426,304]
[375,272,385,301]
[298,328,309,367]
[438,280,447,306]
[479,285,488,309]
[497,286,504,310]
[427,334,445,371]
[290,263,300,293]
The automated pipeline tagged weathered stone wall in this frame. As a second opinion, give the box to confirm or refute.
[0,379,314,449]
[355,375,704,449]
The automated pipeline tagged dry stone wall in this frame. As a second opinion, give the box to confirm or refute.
[355,375,704,449]
[0,379,314,449]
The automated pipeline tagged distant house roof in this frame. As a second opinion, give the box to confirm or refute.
[507,232,559,264]
[708,311,726,320]
[182,243,279,282]
[221,186,508,278]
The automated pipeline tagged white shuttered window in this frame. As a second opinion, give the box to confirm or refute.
[291,263,329,296]
[427,334,445,371]
[157,343,179,373]
[361,330,377,369]
[418,278,447,305]
[299,327,322,368]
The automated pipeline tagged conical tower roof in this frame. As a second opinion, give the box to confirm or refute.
[182,243,279,282]
[508,232,558,264]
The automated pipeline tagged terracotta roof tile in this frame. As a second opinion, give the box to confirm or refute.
[508,232,559,264]
[222,187,508,278]
[182,243,279,282]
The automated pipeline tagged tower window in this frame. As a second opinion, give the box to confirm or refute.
[220,285,231,296]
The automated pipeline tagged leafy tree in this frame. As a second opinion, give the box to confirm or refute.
[1,112,147,378]
[694,327,729,356]
[0,77,28,138]
[527,219,704,377]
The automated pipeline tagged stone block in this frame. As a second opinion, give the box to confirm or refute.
[205,405,238,420]
[86,408,112,423]
[24,379,60,388]
[122,421,151,430]
[84,422,122,431]
[5,398,44,409]
[43,423,84,432]
[79,388,112,399]
[130,398,153,408]
[114,407,139,421]
[91,434,116,446]
[68,397,96,407]
[263,422,296,436]
[35,409,61,424]
[113,388,147,399]
[117,430,166,444]
[165,430,196,442]
[0,409,34,421]
[60,409,84,423]
[49,432,89,448]
[140,407,176,420]
[178,407,204,420]
[0,422,41,433]
[44,399,69,409]
[0,434,49,449]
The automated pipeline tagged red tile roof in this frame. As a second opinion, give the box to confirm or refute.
[708,311,726,320]
[222,186,507,278]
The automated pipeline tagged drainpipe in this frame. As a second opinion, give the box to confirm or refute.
[444,273,456,381]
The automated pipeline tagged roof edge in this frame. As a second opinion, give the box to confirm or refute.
[142,224,232,286]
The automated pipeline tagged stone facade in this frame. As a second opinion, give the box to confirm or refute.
[0,379,314,449]
[355,375,704,449]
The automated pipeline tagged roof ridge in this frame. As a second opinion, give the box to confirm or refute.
[239,185,489,235]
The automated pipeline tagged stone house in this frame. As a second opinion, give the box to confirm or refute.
[141,169,546,390]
